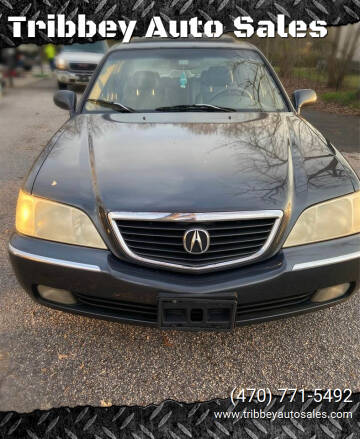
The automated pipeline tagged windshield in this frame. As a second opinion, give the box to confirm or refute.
[62,41,107,53]
[85,48,287,112]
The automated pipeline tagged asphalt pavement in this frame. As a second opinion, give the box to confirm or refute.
[0,78,359,413]
[302,108,360,154]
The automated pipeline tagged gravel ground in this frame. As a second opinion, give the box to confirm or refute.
[0,78,359,413]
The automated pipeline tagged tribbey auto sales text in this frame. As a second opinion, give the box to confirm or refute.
[8,15,327,42]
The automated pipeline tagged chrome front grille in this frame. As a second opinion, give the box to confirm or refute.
[109,211,283,272]
[69,62,97,72]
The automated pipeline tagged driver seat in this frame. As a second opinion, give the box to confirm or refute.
[197,66,233,104]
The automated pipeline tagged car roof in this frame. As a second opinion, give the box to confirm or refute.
[109,35,259,53]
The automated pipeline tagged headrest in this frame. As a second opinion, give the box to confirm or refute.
[129,71,160,89]
[201,66,232,86]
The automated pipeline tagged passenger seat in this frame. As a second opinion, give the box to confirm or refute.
[122,71,163,109]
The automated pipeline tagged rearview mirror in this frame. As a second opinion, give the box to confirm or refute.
[292,89,317,114]
[53,90,77,115]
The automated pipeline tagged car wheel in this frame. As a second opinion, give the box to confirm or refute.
[58,81,67,90]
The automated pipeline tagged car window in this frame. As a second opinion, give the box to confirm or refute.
[84,48,287,112]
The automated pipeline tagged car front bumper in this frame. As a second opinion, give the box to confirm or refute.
[55,69,93,85]
[9,233,360,329]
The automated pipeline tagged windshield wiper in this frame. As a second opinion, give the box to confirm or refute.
[155,104,236,112]
[87,99,135,113]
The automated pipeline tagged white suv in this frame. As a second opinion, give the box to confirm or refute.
[55,41,108,89]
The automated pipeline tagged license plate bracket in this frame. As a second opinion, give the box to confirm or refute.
[158,293,237,331]
[78,74,91,82]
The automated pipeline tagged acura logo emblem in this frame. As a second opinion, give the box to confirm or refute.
[183,228,210,254]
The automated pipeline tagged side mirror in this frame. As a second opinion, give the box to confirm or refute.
[53,90,77,115]
[292,89,317,114]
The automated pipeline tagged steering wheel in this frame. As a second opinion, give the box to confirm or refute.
[207,88,254,104]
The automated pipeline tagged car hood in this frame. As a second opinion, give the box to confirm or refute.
[32,112,354,220]
[56,51,104,64]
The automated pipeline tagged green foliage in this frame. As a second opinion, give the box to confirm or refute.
[293,68,359,89]
[321,90,360,109]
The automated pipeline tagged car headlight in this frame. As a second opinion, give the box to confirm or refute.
[284,191,360,247]
[55,58,68,70]
[15,190,107,249]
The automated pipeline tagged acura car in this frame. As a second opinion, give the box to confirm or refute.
[55,40,108,89]
[9,37,360,330]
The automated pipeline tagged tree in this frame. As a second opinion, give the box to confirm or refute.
[327,24,360,89]
[276,37,300,78]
